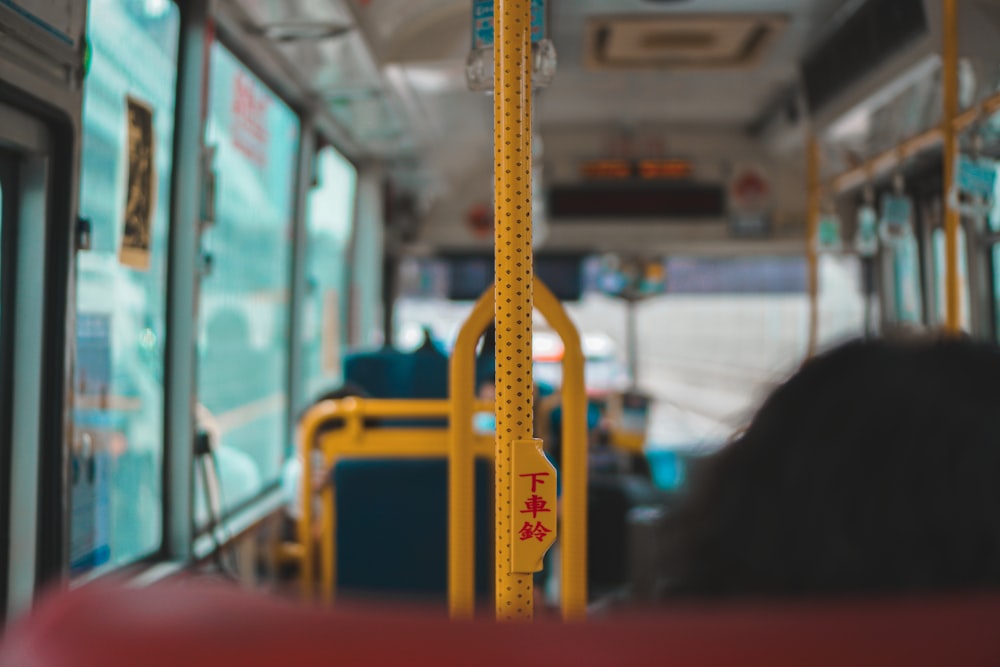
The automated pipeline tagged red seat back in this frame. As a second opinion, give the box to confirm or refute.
[3,581,1000,666]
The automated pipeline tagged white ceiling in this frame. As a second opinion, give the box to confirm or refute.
[228,0,847,221]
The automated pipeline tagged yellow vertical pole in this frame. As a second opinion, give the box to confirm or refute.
[942,0,961,335]
[806,136,820,358]
[494,0,534,622]
[534,283,587,620]
[298,406,321,601]
[448,290,494,619]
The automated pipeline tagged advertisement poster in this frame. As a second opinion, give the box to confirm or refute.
[69,429,111,574]
[71,312,114,574]
[120,96,156,271]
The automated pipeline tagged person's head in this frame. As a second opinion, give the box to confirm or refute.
[664,337,1000,600]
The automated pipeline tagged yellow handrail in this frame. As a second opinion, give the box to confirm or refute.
[297,281,588,618]
[534,282,588,621]
[298,398,495,603]
[826,86,1000,195]
[445,282,588,620]
[448,289,495,619]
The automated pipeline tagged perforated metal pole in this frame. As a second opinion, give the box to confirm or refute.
[494,0,534,622]
[942,0,961,335]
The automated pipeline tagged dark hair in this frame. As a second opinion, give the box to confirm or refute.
[663,338,1000,599]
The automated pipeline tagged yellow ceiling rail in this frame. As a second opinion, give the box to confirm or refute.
[828,89,1000,196]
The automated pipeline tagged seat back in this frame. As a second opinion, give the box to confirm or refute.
[6,583,1000,667]
[335,457,493,599]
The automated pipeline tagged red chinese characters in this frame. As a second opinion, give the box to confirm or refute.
[519,471,549,492]
[230,71,271,167]
[517,471,552,541]
[520,494,551,518]
[518,521,551,542]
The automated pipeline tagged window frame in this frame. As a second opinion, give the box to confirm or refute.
[0,150,20,619]
[70,0,185,578]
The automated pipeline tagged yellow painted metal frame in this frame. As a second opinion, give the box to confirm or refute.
[494,0,535,622]
[297,398,494,602]
[941,0,960,334]
[535,282,588,621]
[829,90,1000,196]
[296,279,588,620]
[448,290,493,619]
[447,282,588,621]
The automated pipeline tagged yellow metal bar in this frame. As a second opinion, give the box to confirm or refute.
[953,90,1000,132]
[298,400,339,600]
[535,282,588,621]
[299,398,495,603]
[494,0,534,622]
[942,0,961,335]
[320,482,335,605]
[322,430,494,458]
[806,137,820,359]
[827,84,1000,196]
[829,128,941,194]
[448,289,496,619]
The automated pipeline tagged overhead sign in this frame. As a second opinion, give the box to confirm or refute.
[855,205,878,257]
[510,439,557,573]
[817,214,843,253]
[879,193,913,245]
[580,159,693,180]
[472,0,545,50]
[955,156,997,200]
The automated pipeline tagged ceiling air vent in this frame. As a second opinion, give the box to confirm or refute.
[585,14,786,70]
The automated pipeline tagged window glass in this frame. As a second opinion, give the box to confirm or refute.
[931,227,971,330]
[73,0,180,573]
[197,43,299,519]
[350,178,384,347]
[301,147,356,408]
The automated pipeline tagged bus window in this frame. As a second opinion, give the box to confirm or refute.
[73,0,180,573]
[301,147,356,407]
[196,43,300,518]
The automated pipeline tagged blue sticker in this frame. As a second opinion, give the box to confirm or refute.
[956,156,997,200]
[472,0,545,50]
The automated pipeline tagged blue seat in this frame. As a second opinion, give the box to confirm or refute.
[334,457,493,599]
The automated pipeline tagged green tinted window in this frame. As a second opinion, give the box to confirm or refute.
[74,0,180,573]
[301,147,356,407]
[197,43,300,519]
